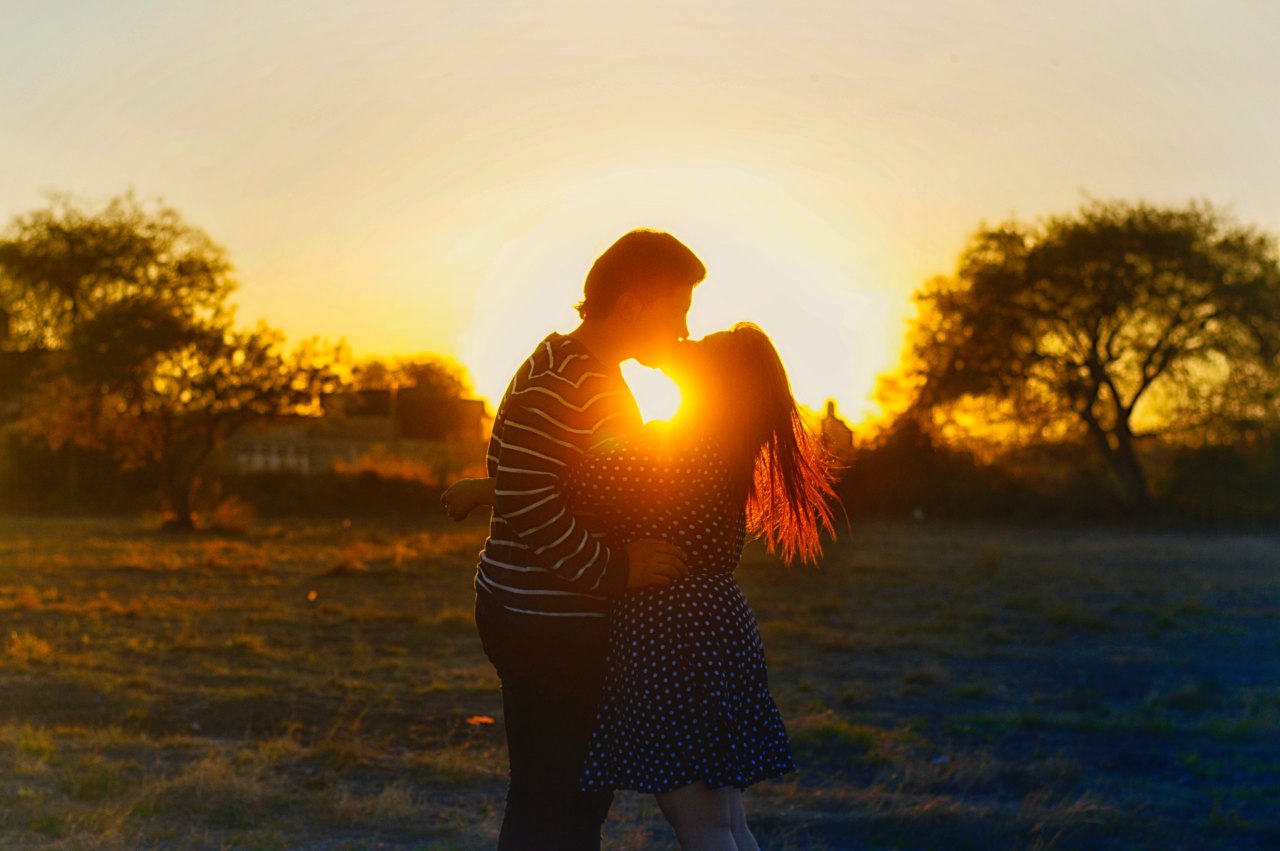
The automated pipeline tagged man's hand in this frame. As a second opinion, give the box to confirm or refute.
[441,478,496,521]
[625,538,687,589]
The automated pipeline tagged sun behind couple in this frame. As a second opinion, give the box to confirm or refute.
[443,229,837,851]
[624,320,836,565]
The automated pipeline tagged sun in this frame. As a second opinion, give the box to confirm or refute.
[620,360,682,423]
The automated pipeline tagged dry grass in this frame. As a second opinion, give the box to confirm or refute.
[0,515,1277,848]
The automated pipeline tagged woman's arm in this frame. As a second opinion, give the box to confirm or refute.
[441,477,496,521]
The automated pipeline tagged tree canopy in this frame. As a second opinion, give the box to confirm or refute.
[1,193,345,528]
[0,192,233,351]
[906,199,1280,511]
[351,355,470,399]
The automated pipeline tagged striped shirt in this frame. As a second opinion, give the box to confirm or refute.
[475,333,643,619]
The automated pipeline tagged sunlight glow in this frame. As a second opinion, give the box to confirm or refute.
[459,166,909,432]
[621,360,683,423]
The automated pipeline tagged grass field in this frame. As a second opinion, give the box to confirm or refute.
[1,513,1277,850]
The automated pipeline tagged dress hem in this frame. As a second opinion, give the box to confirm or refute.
[580,765,797,796]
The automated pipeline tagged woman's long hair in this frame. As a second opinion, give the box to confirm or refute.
[675,323,839,565]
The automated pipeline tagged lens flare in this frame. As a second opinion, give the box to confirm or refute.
[620,360,682,423]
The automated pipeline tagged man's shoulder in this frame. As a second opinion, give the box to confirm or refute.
[498,335,639,436]
[516,334,617,393]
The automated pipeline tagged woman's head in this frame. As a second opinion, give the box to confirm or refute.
[671,323,838,565]
[674,325,789,451]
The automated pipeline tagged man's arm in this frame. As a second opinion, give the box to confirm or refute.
[493,388,686,593]
[444,475,685,590]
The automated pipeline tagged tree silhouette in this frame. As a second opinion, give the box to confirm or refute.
[351,355,469,398]
[0,192,232,349]
[23,322,344,529]
[908,200,1280,512]
[2,193,347,526]
[0,193,238,497]
[349,356,478,441]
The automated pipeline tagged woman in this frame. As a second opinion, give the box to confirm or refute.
[445,323,837,850]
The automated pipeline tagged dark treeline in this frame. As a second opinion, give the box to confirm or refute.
[835,418,1280,527]
[3,193,1279,529]
[0,193,476,528]
[840,199,1280,528]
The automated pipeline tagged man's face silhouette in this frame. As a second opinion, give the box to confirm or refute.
[628,286,694,368]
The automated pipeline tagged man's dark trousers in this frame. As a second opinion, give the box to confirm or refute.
[475,592,614,850]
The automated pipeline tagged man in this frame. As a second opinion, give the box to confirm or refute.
[460,229,706,849]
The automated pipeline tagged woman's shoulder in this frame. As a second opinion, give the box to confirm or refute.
[586,424,723,470]
[643,424,730,479]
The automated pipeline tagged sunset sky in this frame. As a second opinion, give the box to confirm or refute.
[3,1,1279,422]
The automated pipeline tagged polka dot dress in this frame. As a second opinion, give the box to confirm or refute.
[568,427,796,794]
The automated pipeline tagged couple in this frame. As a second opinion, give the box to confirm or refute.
[443,229,836,850]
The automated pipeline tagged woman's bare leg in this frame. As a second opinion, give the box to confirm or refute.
[655,781,737,851]
[728,789,760,851]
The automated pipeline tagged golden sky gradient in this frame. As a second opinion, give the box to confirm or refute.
[3,1,1279,422]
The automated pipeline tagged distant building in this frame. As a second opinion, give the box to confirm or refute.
[324,387,488,444]
[221,388,489,478]
[820,399,855,462]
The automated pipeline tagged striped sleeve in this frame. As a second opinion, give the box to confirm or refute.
[491,362,632,597]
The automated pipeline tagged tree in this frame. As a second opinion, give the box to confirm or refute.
[907,200,1280,512]
[0,192,233,350]
[351,355,469,398]
[23,321,345,529]
[351,355,478,440]
[2,192,348,527]
[0,192,238,497]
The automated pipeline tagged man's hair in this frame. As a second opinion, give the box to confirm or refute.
[575,229,706,320]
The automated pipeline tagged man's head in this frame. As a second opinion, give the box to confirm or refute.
[576,229,705,366]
